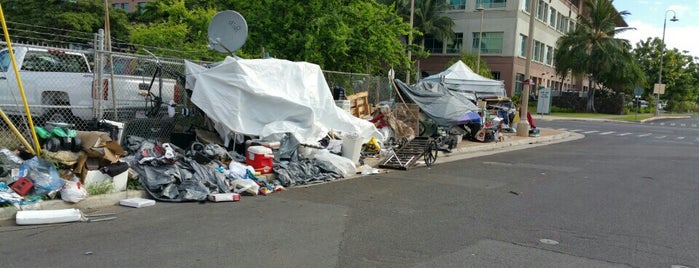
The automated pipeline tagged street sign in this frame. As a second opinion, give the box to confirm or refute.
[653,83,666,94]
[633,87,643,98]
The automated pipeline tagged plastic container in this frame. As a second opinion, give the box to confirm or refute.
[335,100,351,113]
[246,146,274,174]
[341,132,363,165]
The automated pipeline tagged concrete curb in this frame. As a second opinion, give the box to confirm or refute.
[1,190,147,222]
[639,115,691,123]
[2,129,582,222]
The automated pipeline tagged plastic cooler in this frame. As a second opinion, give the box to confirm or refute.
[246,146,274,174]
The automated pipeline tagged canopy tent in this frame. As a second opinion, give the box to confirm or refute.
[393,79,481,128]
[185,57,380,145]
[422,60,506,101]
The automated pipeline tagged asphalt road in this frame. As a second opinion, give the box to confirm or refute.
[1,118,697,267]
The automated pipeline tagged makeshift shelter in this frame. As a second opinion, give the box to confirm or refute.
[422,60,506,102]
[185,57,381,146]
[393,79,481,128]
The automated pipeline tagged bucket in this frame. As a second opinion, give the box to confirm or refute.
[341,133,363,165]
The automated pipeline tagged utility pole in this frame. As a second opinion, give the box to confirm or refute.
[405,0,415,84]
[516,0,536,137]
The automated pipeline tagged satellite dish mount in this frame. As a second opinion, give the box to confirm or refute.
[208,10,248,55]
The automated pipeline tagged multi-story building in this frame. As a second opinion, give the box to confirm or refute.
[110,0,152,13]
[420,0,627,97]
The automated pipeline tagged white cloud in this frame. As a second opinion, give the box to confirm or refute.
[618,19,698,57]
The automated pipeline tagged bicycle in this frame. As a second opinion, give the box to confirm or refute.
[140,49,187,118]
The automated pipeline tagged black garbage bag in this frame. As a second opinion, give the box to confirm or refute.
[274,158,344,187]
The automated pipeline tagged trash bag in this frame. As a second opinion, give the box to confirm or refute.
[60,180,88,203]
[19,157,65,196]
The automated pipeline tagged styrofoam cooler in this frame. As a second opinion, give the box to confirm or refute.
[246,146,274,174]
[341,133,363,165]
[335,100,351,113]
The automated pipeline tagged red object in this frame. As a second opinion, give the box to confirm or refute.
[369,112,389,128]
[10,177,34,196]
[246,146,274,174]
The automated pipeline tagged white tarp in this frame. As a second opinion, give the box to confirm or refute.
[186,57,380,145]
[422,60,506,101]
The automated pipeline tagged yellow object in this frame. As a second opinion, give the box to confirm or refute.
[513,111,520,123]
[362,137,381,153]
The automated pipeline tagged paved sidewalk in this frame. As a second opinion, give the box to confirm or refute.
[1,128,582,223]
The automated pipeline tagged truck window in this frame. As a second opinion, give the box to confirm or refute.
[0,50,10,72]
[21,51,89,73]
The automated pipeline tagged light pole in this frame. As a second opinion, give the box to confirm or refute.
[656,10,677,116]
[475,5,485,73]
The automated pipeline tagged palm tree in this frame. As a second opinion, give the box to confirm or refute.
[380,0,454,79]
[554,0,633,112]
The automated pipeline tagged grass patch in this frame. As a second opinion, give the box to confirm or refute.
[87,181,113,195]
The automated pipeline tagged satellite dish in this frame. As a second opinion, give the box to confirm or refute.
[207,10,248,54]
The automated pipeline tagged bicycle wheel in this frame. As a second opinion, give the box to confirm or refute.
[423,139,438,166]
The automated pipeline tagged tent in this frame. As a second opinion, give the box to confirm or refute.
[422,60,506,102]
[185,57,380,145]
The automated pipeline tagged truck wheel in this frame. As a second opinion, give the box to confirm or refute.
[38,108,85,129]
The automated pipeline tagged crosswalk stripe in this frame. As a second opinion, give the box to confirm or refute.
[677,137,685,140]
[638,133,652,137]
[681,124,687,127]
[557,128,568,131]
[599,131,615,135]
[583,130,599,134]
[670,123,676,126]
[570,129,583,132]
[618,132,632,136]
[659,123,665,126]
[692,124,697,127]
[655,135,667,139]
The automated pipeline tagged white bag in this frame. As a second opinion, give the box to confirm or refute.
[60,180,88,203]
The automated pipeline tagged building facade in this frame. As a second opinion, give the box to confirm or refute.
[110,0,151,13]
[421,0,623,98]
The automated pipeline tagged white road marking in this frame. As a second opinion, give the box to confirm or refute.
[659,123,665,126]
[655,135,667,139]
[681,124,687,127]
[637,133,652,137]
[583,130,599,134]
[557,128,568,131]
[670,123,676,126]
[599,131,615,135]
[617,132,633,136]
[570,129,583,132]
[677,137,685,140]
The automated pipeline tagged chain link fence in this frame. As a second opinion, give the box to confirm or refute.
[0,43,393,151]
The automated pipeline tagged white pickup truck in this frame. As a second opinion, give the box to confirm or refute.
[0,46,180,125]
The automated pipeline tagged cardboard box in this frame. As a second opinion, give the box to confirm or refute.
[83,170,127,192]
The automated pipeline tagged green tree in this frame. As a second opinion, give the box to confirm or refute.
[554,0,634,112]
[1,0,130,49]
[632,37,699,112]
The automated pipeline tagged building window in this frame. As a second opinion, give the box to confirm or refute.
[536,0,548,21]
[519,34,527,57]
[546,45,553,65]
[472,32,503,54]
[515,73,525,94]
[477,0,506,9]
[568,21,575,33]
[112,3,129,11]
[549,7,556,27]
[491,71,501,80]
[137,2,148,14]
[424,34,443,54]
[522,0,530,12]
[556,13,565,32]
[533,40,546,62]
[447,33,463,54]
[448,0,466,10]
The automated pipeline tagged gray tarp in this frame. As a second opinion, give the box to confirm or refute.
[394,79,481,127]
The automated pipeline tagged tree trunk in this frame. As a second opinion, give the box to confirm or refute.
[585,77,596,112]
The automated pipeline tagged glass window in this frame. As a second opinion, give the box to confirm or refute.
[536,0,547,21]
[424,34,444,54]
[515,73,525,94]
[477,0,506,9]
[522,0,530,12]
[568,20,575,33]
[519,34,528,57]
[21,51,88,73]
[448,0,466,10]
[472,32,503,54]
[546,45,553,65]
[0,50,10,71]
[491,71,501,80]
[447,33,464,54]
[549,7,556,26]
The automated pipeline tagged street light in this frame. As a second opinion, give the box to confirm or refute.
[475,5,485,73]
[656,10,678,116]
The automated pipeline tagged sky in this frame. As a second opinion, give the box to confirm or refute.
[614,0,699,58]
